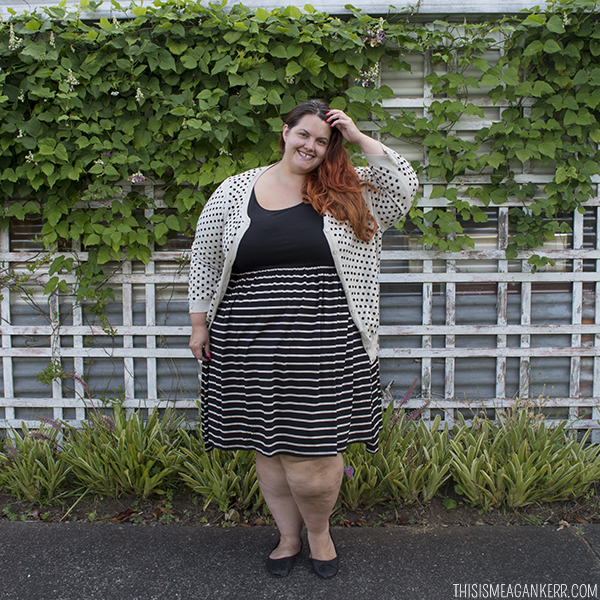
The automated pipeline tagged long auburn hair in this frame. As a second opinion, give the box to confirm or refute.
[279,100,378,243]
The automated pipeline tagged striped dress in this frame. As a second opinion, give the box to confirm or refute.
[200,190,382,457]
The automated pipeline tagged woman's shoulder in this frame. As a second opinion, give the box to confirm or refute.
[207,164,271,203]
[224,164,272,187]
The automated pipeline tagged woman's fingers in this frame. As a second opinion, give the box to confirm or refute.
[325,109,362,144]
[189,327,211,362]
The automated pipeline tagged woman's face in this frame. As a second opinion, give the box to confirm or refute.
[281,114,331,174]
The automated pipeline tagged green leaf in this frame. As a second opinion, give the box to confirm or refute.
[301,53,325,76]
[41,163,54,177]
[543,39,562,54]
[328,62,349,78]
[285,62,302,78]
[165,214,181,231]
[181,54,198,69]
[572,70,589,86]
[26,19,41,31]
[429,185,445,200]
[267,89,281,105]
[271,44,287,59]
[54,144,69,162]
[329,97,347,110]
[286,45,303,59]
[44,276,59,295]
[538,142,556,158]
[525,13,545,25]
[546,15,566,34]
[523,40,544,56]
[480,73,501,87]
[167,41,188,56]
[532,80,554,97]
[97,246,112,265]
[159,52,177,72]
[254,7,269,21]
[502,67,519,87]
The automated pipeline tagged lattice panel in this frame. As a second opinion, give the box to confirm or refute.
[0,47,598,442]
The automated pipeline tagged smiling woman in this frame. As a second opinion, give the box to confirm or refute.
[187,98,418,579]
[281,114,330,175]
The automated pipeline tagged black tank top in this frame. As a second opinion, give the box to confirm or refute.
[232,189,335,273]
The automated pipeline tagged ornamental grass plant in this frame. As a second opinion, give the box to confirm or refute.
[339,381,453,510]
[178,429,262,512]
[450,406,600,511]
[62,406,184,499]
[1,396,600,513]
[0,420,71,503]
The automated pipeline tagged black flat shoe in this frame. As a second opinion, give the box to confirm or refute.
[266,542,303,577]
[308,539,339,579]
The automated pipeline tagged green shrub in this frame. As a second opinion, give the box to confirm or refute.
[178,429,262,512]
[0,421,71,503]
[451,409,600,510]
[63,406,183,498]
[1,400,599,513]
[340,402,454,510]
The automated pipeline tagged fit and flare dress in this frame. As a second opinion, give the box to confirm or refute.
[200,190,382,457]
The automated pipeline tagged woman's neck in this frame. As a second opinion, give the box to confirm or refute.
[271,161,307,188]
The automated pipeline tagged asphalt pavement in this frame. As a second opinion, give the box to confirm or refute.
[1,522,599,600]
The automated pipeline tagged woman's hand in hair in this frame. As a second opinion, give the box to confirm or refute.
[325,110,384,155]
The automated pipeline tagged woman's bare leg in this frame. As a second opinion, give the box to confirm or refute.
[256,452,344,561]
[255,453,304,559]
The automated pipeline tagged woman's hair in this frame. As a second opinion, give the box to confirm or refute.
[279,99,378,243]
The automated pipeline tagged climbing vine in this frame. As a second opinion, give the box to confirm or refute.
[0,0,598,302]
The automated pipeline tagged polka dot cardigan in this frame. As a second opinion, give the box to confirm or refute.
[188,143,419,362]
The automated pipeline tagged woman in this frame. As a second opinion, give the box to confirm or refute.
[188,100,418,578]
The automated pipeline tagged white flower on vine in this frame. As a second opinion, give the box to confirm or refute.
[135,88,144,103]
[363,18,386,48]
[17,90,24,102]
[355,62,380,88]
[128,171,145,184]
[25,151,36,164]
[17,129,24,138]
[111,90,120,96]
[8,23,23,51]
[65,69,80,92]
[49,31,55,48]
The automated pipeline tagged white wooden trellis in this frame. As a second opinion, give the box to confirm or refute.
[0,46,598,440]
[379,196,600,441]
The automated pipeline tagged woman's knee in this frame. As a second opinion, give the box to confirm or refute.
[282,455,344,499]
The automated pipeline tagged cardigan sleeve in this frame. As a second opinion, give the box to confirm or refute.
[357,144,419,231]
[188,181,229,314]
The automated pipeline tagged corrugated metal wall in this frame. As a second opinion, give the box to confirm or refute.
[1,39,599,440]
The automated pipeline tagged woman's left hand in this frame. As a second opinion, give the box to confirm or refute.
[325,109,363,144]
[325,109,384,155]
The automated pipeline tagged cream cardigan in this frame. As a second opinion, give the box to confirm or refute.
[188,144,418,362]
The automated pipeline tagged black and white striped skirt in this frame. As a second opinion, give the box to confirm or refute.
[200,266,382,457]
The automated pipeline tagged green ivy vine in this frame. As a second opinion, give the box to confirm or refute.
[0,0,598,304]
